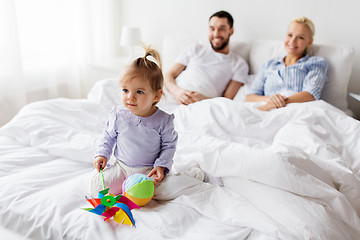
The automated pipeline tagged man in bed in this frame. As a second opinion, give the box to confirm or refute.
[164,10,249,105]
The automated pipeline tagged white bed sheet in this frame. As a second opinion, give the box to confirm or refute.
[0,78,359,240]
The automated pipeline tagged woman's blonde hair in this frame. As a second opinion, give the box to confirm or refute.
[119,45,163,102]
[291,16,315,55]
[292,16,315,38]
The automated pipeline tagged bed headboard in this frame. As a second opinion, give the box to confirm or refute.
[161,36,355,113]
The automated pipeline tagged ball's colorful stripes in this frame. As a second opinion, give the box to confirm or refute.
[122,173,155,207]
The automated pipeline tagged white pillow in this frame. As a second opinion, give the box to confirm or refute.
[87,78,121,108]
[249,40,286,74]
[233,74,256,102]
[313,44,355,112]
[249,40,355,113]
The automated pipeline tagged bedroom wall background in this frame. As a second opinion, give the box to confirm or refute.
[117,0,360,119]
[0,0,359,127]
[0,0,118,127]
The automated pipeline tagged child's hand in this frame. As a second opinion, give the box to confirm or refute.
[148,166,166,186]
[93,156,108,172]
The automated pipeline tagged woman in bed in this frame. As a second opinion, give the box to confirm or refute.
[245,16,329,111]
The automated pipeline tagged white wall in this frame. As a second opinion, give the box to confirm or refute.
[117,0,360,118]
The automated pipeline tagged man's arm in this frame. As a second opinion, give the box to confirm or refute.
[164,63,186,96]
[164,63,198,105]
[223,80,244,99]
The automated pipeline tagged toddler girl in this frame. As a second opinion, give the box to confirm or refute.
[89,46,178,196]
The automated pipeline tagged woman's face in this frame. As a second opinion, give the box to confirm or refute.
[284,22,313,57]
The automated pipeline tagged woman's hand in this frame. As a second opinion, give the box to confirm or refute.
[93,156,108,172]
[148,166,166,186]
[257,103,276,111]
[257,94,287,111]
[267,94,288,108]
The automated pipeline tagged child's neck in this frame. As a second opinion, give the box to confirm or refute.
[145,106,158,117]
[132,106,158,118]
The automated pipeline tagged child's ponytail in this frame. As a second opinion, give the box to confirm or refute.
[143,45,162,71]
[120,45,164,97]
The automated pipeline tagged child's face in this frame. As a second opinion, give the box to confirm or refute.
[121,77,162,117]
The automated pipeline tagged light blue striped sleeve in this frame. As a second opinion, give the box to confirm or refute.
[302,57,329,100]
[247,61,268,96]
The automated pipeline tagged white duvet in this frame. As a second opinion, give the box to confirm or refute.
[0,78,359,240]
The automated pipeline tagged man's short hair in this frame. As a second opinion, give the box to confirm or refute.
[209,11,234,28]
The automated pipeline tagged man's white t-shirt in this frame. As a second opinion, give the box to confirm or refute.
[175,42,248,97]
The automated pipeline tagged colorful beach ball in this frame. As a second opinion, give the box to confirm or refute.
[122,173,155,207]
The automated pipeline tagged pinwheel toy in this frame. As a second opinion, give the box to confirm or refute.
[83,170,140,227]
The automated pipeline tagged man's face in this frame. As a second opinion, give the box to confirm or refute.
[208,17,233,52]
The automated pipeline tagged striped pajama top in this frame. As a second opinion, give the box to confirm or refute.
[248,55,329,100]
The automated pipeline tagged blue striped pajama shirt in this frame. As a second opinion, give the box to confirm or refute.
[248,55,329,100]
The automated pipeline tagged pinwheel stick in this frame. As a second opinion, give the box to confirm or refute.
[100,169,106,190]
